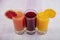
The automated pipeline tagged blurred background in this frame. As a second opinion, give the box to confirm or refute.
[0,0,60,40]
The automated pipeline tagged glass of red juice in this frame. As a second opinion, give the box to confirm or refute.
[25,9,37,35]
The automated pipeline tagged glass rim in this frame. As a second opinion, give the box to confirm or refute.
[12,14,25,20]
[25,9,37,18]
[12,16,25,20]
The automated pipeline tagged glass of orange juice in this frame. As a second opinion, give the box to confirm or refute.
[37,9,56,35]
[37,12,49,34]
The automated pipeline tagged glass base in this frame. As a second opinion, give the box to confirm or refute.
[26,30,36,35]
[15,29,25,35]
[37,30,47,35]
[36,28,47,35]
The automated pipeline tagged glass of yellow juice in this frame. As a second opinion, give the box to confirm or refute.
[37,12,49,34]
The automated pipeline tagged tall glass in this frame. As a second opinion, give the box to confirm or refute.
[37,12,49,35]
[25,9,37,35]
[12,11,25,35]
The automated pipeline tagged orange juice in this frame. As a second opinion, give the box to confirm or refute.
[37,12,49,34]
[37,9,56,34]
[13,11,25,35]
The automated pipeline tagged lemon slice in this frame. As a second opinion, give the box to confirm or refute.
[44,9,56,18]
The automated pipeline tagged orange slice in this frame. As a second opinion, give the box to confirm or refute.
[44,9,56,18]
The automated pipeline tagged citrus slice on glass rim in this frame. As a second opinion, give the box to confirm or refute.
[44,9,56,18]
[5,10,17,19]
